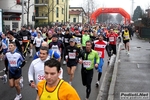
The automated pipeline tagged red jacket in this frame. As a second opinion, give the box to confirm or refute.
[107,33,118,45]
[94,40,107,58]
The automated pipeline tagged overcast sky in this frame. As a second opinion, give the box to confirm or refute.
[69,0,150,15]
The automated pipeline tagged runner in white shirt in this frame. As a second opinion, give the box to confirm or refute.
[28,46,63,87]
[33,32,43,52]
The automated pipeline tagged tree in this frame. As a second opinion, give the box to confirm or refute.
[115,14,123,24]
[97,13,113,23]
[83,0,98,23]
[132,6,143,21]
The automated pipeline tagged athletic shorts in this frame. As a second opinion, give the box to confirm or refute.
[9,69,22,80]
[123,40,129,44]
[67,60,77,67]
[22,42,30,48]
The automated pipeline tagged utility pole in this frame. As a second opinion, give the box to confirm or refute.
[87,0,90,23]
[131,0,134,18]
[27,0,30,27]
[64,2,65,24]
[22,0,24,26]
[65,0,67,24]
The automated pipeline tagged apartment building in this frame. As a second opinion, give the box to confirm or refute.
[35,0,69,24]
[0,0,34,31]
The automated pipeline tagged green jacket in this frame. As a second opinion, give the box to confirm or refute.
[79,49,99,70]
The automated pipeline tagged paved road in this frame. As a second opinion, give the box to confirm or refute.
[0,52,109,100]
[114,36,150,100]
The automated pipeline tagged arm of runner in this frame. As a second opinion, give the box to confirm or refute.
[4,56,8,74]
[36,95,40,100]
[33,37,36,45]
[53,51,61,61]
[15,40,22,54]
[28,62,35,84]
[33,52,39,60]
[95,51,100,68]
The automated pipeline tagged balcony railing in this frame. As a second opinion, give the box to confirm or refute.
[35,13,48,19]
[35,0,48,6]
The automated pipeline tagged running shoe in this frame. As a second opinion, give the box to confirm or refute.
[20,77,23,89]
[14,94,22,100]
[96,81,99,87]
[2,74,7,84]
[127,52,130,56]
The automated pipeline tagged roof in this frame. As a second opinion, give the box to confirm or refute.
[69,7,83,9]
[69,6,86,15]
[69,10,81,15]
[3,9,26,14]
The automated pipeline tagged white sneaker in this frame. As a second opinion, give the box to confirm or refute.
[3,68,6,72]
[63,61,66,65]
[127,52,130,56]
[14,94,22,100]
[96,81,99,87]
[2,74,7,84]
[20,77,23,89]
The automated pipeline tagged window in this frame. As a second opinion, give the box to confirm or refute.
[73,18,76,22]
[62,0,63,2]
[62,20,63,23]
[56,0,59,4]
[56,7,59,17]
[62,8,64,14]
[69,15,70,19]
[56,20,59,22]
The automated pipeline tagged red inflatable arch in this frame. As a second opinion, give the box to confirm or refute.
[90,8,131,25]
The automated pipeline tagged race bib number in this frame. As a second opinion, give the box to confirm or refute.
[69,52,76,59]
[52,45,58,51]
[37,74,45,81]
[97,51,102,57]
[36,40,41,47]
[125,36,129,39]
[83,60,91,68]
[9,60,17,67]
[36,40,41,44]
[31,36,34,40]
[65,38,68,43]
[109,37,114,42]
[23,36,28,40]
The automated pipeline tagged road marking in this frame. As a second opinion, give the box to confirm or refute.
[137,64,140,68]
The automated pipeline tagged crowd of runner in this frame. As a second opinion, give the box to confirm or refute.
[0,23,133,100]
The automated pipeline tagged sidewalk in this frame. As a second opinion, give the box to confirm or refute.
[111,36,150,100]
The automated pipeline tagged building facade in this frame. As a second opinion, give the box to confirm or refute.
[35,0,69,24]
[146,9,150,18]
[0,0,34,31]
[69,7,87,24]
